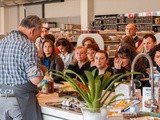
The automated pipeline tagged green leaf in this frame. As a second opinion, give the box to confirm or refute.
[106,93,124,106]
[101,71,112,90]
[94,79,102,108]
[91,68,97,77]
[101,72,141,103]
[51,70,92,106]
[101,82,124,104]
[84,71,95,101]
[49,69,142,110]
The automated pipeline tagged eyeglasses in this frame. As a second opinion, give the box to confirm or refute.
[87,52,96,55]
[75,52,86,55]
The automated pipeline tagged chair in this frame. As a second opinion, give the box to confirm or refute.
[154,33,160,44]
[76,33,104,50]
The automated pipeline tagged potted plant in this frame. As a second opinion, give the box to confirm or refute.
[50,69,140,120]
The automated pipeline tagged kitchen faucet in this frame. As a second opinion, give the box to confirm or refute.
[130,53,158,112]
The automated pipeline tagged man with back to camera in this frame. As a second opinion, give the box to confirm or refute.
[125,23,143,52]
[0,15,47,120]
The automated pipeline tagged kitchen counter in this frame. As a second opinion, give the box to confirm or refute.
[38,92,83,120]
[37,83,117,120]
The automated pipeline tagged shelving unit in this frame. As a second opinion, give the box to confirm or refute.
[90,14,160,32]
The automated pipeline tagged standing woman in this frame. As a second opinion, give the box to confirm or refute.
[41,37,64,83]
[56,38,74,69]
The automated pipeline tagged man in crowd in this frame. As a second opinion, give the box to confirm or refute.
[0,15,46,120]
[142,34,157,68]
[125,23,143,52]
[143,34,157,53]
[35,27,49,57]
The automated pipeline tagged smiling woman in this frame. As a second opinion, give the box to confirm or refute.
[56,38,74,69]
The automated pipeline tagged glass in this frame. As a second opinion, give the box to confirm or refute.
[81,107,108,120]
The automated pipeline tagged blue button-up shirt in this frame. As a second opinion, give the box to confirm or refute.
[0,31,42,93]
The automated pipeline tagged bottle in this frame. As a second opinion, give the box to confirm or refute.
[41,80,48,94]
[153,67,160,87]
[44,71,54,93]
[48,79,54,93]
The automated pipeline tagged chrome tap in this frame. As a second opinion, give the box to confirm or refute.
[130,53,158,112]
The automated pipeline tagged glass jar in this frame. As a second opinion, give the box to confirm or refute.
[48,80,54,93]
[41,80,48,94]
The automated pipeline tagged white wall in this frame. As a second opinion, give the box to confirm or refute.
[45,0,80,18]
[3,6,19,33]
[94,0,160,15]
[0,5,24,34]
[19,5,25,22]
[25,4,43,18]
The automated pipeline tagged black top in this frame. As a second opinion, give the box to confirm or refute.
[68,62,88,82]
[84,61,97,71]
[94,66,113,90]
[41,54,64,83]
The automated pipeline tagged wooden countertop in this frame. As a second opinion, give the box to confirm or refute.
[37,92,65,106]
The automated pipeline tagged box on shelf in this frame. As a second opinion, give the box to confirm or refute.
[43,22,57,28]
[49,28,61,32]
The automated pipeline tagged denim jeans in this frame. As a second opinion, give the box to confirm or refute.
[0,97,22,120]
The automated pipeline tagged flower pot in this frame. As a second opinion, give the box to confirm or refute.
[81,107,108,120]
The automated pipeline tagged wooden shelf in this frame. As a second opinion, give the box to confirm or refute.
[99,31,154,35]
[104,40,120,43]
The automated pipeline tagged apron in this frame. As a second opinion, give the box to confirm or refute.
[0,82,43,120]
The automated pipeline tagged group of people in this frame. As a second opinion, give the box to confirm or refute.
[0,15,160,120]
[35,23,159,85]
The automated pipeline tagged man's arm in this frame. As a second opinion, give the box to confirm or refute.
[31,65,48,85]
